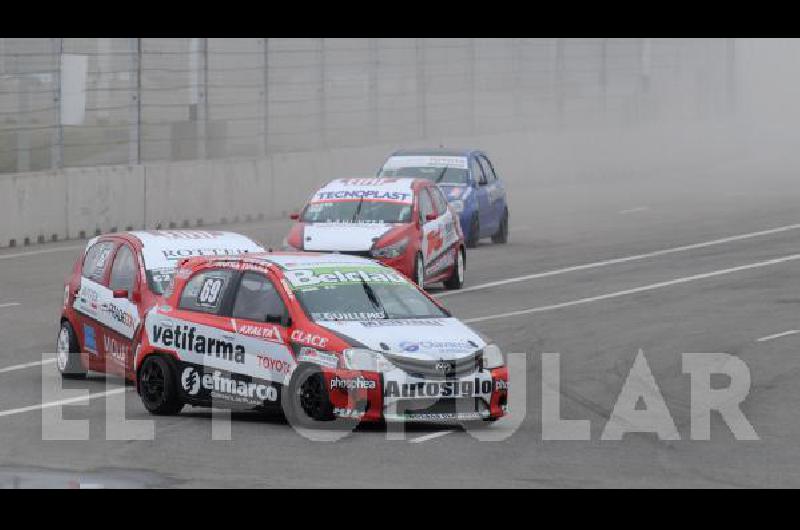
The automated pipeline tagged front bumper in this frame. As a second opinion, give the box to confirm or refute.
[322,366,509,423]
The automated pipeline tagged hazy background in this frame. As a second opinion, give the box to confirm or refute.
[0,38,798,248]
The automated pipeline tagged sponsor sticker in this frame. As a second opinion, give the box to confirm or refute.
[181,366,278,404]
[83,325,97,355]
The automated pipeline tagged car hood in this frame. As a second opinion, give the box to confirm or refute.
[303,223,395,252]
[316,318,487,361]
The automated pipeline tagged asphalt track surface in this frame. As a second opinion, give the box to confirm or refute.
[2,154,800,488]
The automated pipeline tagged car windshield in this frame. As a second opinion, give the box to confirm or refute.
[283,265,449,321]
[379,165,469,185]
[301,200,412,224]
[146,268,175,295]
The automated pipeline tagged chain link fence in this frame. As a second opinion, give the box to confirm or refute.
[0,38,735,174]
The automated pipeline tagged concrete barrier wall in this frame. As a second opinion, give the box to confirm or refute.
[0,120,744,249]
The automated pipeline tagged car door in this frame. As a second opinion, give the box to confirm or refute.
[477,154,504,234]
[230,271,296,388]
[418,187,445,276]
[427,185,460,276]
[72,239,118,367]
[470,155,491,236]
[103,243,142,374]
[155,268,241,373]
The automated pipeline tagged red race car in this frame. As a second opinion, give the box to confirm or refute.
[57,230,265,380]
[134,252,508,425]
[283,177,465,290]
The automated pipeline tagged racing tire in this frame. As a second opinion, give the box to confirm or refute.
[284,364,335,428]
[138,355,184,416]
[466,215,480,248]
[443,246,466,290]
[413,252,425,289]
[491,208,509,244]
[56,320,86,380]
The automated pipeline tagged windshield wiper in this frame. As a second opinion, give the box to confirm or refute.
[351,198,365,222]
[434,167,448,184]
[359,279,388,319]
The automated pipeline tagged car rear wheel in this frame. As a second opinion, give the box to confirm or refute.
[492,208,509,244]
[138,355,184,415]
[466,215,480,248]
[57,321,86,379]
[443,246,465,290]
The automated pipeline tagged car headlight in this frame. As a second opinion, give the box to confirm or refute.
[481,344,504,369]
[450,199,465,214]
[370,237,408,259]
[343,349,396,373]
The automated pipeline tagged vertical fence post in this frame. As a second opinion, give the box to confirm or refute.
[368,38,379,143]
[268,37,270,157]
[51,37,63,169]
[726,38,737,116]
[511,38,522,132]
[128,38,141,165]
[415,38,426,140]
[318,38,326,149]
[467,38,476,135]
[600,38,608,116]
[189,38,207,159]
[554,38,565,130]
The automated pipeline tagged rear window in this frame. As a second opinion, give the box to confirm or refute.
[178,269,236,315]
[82,241,116,283]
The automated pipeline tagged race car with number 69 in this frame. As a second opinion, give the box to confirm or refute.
[283,177,466,290]
[134,252,508,425]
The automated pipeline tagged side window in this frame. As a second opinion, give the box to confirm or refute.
[232,272,287,323]
[470,157,486,186]
[82,241,116,284]
[478,156,496,182]
[109,245,137,295]
[178,269,236,315]
[418,188,435,223]
[429,186,449,215]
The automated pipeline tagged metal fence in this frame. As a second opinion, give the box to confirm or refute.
[0,38,736,174]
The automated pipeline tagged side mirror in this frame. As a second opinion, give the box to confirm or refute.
[112,289,129,299]
[289,212,300,221]
[425,213,437,222]
[266,313,291,327]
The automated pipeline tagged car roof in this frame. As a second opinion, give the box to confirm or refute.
[389,147,481,157]
[190,251,381,272]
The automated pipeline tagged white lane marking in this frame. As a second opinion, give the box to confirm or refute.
[619,206,649,215]
[0,388,128,419]
[0,358,56,375]
[757,330,800,343]
[463,253,800,324]
[439,222,800,298]
[409,430,456,444]
[0,245,83,261]
[0,302,20,309]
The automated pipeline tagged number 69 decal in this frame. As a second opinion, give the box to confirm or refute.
[197,277,224,306]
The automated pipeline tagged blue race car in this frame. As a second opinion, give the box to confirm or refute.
[379,148,508,248]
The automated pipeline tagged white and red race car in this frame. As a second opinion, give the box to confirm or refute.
[134,252,508,425]
[283,177,465,290]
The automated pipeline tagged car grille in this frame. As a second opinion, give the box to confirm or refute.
[384,351,481,379]
[338,250,372,258]
[398,398,484,415]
